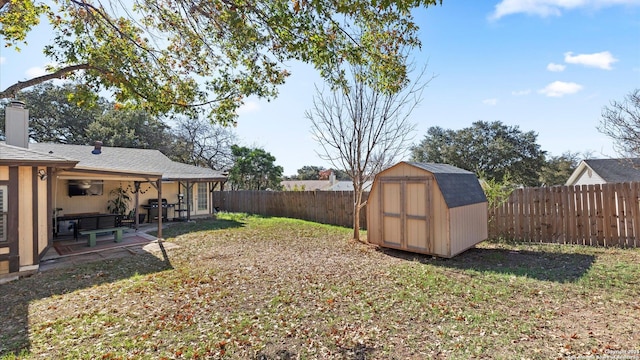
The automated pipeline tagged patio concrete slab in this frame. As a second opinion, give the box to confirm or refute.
[38,223,178,273]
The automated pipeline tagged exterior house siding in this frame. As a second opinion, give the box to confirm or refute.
[18,166,34,269]
[572,167,606,186]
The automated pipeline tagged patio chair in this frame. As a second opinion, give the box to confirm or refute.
[119,210,146,228]
[75,216,98,240]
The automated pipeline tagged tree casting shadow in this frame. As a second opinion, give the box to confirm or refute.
[379,246,596,283]
[153,217,246,239]
[0,249,173,357]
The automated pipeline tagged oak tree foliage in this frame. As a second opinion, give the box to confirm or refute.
[228,145,283,190]
[538,151,582,186]
[1,0,442,124]
[411,121,546,187]
[0,83,194,158]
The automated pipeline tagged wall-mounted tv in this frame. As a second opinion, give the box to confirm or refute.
[68,180,104,197]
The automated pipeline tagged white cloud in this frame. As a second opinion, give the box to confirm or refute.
[512,89,531,96]
[538,81,583,97]
[547,63,566,72]
[25,64,55,78]
[483,98,498,106]
[0,57,5,65]
[564,51,618,70]
[236,100,260,115]
[489,0,640,20]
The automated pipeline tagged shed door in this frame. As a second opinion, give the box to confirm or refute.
[380,178,431,252]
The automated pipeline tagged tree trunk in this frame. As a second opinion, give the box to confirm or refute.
[353,200,360,241]
[352,188,364,242]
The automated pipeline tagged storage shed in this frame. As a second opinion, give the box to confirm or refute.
[367,162,488,258]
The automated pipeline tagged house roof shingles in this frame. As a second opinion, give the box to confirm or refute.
[28,143,226,181]
[0,143,78,167]
[583,158,640,183]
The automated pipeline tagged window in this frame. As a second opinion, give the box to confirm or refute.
[0,185,6,242]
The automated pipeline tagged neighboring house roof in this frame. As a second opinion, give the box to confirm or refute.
[0,142,78,167]
[405,162,487,208]
[28,143,226,182]
[324,180,373,192]
[281,179,372,191]
[281,180,332,191]
[566,158,640,185]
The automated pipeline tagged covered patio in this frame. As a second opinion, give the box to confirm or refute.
[45,221,159,258]
[28,142,227,244]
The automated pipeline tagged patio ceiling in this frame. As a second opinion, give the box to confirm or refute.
[56,167,162,182]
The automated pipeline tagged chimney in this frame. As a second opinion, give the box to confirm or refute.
[5,100,29,148]
[91,141,103,155]
[329,171,336,185]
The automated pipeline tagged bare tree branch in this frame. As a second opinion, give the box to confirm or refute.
[598,89,640,157]
[306,61,434,241]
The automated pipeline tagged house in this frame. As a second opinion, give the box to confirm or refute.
[281,171,372,191]
[281,179,334,191]
[367,162,488,258]
[0,101,226,278]
[565,158,640,186]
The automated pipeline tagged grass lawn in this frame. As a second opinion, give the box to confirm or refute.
[1,213,639,359]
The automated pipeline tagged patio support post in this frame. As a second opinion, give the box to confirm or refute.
[186,181,191,222]
[134,182,140,230]
[208,181,213,216]
[157,179,162,239]
[220,180,225,211]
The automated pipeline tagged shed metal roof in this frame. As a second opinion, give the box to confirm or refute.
[404,162,487,208]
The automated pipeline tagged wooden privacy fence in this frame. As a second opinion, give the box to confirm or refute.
[213,191,368,229]
[489,183,640,247]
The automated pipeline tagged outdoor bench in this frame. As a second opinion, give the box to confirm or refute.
[79,227,128,247]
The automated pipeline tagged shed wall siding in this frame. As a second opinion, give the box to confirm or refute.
[18,166,34,267]
[367,162,429,246]
[367,162,486,257]
[0,167,7,181]
[430,183,450,257]
[448,202,488,257]
[367,163,449,256]
[377,163,427,178]
[366,181,381,245]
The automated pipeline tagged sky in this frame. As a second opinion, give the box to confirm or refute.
[1,0,640,176]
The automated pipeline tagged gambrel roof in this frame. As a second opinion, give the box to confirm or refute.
[405,162,487,208]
